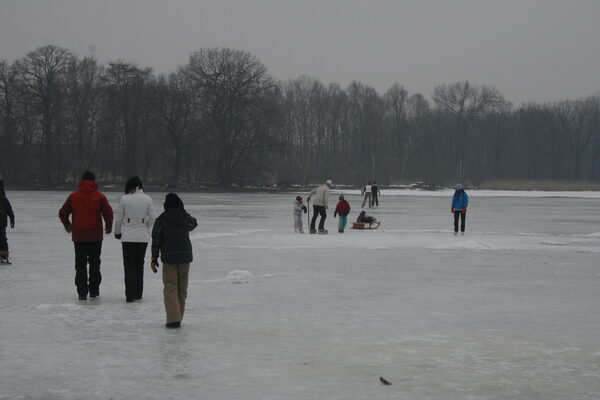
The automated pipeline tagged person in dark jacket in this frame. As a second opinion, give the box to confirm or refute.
[333,195,351,233]
[371,181,380,207]
[151,193,197,328]
[0,179,15,264]
[59,171,113,300]
[451,183,469,235]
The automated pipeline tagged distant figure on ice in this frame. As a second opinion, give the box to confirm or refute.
[307,179,332,234]
[451,183,469,235]
[293,195,307,233]
[361,182,372,208]
[151,193,197,328]
[371,181,380,207]
[114,176,156,302]
[0,179,15,264]
[333,195,351,233]
[59,171,113,300]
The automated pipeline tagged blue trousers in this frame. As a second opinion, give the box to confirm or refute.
[338,215,348,232]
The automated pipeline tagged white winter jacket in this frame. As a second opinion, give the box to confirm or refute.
[307,185,330,208]
[114,189,156,243]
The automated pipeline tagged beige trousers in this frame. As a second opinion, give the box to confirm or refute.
[162,263,190,324]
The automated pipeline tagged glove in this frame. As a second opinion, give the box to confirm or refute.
[10,218,14,229]
[150,257,159,273]
[451,207,455,214]
[302,206,307,214]
[105,226,112,234]
[333,212,337,218]
[461,208,467,214]
[114,233,122,240]
[64,225,72,234]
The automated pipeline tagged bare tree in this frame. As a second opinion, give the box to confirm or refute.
[186,48,276,185]
[15,45,74,183]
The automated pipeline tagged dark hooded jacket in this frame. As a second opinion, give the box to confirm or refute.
[0,181,14,229]
[59,180,113,242]
[151,193,197,264]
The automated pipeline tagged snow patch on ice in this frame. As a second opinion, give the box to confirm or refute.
[36,303,84,311]
[540,240,570,246]
[431,240,501,251]
[226,270,254,284]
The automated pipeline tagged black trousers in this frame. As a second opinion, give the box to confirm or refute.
[74,241,102,297]
[372,192,379,206]
[0,226,7,252]
[310,205,327,230]
[454,211,466,232]
[122,242,148,300]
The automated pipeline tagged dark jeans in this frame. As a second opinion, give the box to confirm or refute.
[310,205,327,230]
[122,242,148,300]
[0,227,7,252]
[372,193,379,206]
[454,211,466,232]
[74,241,102,297]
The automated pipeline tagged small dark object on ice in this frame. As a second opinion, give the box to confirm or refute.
[379,376,392,385]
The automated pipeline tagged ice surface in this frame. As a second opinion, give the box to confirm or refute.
[1,190,599,399]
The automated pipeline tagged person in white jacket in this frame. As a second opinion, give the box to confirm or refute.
[307,179,332,234]
[114,177,156,302]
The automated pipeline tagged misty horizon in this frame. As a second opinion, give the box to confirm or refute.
[1,0,600,104]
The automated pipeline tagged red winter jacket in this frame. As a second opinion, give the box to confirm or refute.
[59,180,113,242]
[334,200,351,217]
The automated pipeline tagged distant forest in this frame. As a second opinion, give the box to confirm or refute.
[1,45,600,187]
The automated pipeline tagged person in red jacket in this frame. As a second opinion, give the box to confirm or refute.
[59,171,113,300]
[333,195,351,233]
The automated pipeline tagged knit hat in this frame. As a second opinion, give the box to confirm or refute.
[339,195,345,201]
[81,170,95,181]
[296,196,302,201]
[164,192,184,210]
[455,183,463,190]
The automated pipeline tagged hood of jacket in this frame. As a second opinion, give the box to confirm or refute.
[79,180,98,193]
[162,208,189,228]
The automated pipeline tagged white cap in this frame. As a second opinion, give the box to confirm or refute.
[326,179,333,186]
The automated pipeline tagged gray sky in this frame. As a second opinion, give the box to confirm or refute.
[1,0,599,104]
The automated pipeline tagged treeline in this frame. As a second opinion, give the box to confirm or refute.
[1,45,600,187]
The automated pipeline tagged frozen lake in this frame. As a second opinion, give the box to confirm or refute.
[1,190,599,400]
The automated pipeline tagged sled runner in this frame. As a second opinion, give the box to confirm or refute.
[352,221,380,230]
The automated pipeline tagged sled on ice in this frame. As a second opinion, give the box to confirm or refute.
[352,211,380,230]
[352,221,381,230]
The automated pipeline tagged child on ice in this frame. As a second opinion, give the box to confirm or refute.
[293,196,307,233]
[333,195,351,233]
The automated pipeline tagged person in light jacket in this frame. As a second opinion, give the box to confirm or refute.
[361,182,372,208]
[307,179,332,234]
[293,196,307,233]
[114,176,156,302]
[151,193,197,328]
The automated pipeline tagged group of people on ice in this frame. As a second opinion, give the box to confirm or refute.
[361,181,381,208]
[56,171,196,328]
[293,180,469,235]
[1,173,469,328]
